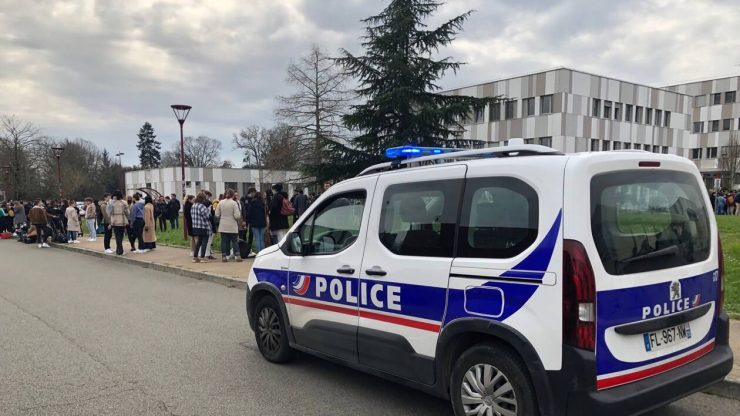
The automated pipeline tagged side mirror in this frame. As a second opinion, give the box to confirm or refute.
[285,231,304,256]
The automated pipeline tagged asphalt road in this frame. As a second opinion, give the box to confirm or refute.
[0,241,737,415]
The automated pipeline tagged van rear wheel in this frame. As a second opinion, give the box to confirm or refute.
[450,344,538,416]
[254,296,293,363]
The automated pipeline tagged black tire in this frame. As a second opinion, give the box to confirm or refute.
[253,296,293,363]
[450,343,538,416]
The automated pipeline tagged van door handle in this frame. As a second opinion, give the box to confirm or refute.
[365,267,387,277]
[336,266,355,275]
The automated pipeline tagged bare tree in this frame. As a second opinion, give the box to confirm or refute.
[233,125,267,168]
[0,115,42,199]
[233,124,299,170]
[160,136,222,168]
[720,131,740,189]
[275,45,351,168]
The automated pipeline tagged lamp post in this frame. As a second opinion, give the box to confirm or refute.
[115,152,124,166]
[51,146,65,199]
[170,104,191,239]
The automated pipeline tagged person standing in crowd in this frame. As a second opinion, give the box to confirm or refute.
[183,195,195,252]
[215,189,242,263]
[30,199,50,248]
[107,190,130,256]
[129,193,146,253]
[99,193,113,254]
[0,203,8,233]
[292,189,308,221]
[168,194,181,229]
[268,183,290,244]
[13,201,26,231]
[727,192,736,216]
[143,196,157,251]
[155,196,168,232]
[244,188,257,256]
[202,190,216,260]
[84,198,97,242]
[247,191,267,254]
[190,193,212,263]
[65,200,81,244]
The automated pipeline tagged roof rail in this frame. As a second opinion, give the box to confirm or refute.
[357,144,562,176]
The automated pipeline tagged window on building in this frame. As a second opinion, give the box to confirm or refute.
[727,91,737,103]
[706,147,718,158]
[691,149,702,159]
[505,100,517,119]
[614,103,622,120]
[379,180,461,257]
[664,111,671,127]
[635,106,643,123]
[490,102,501,122]
[662,146,669,154]
[474,108,484,123]
[592,99,601,117]
[604,101,612,119]
[723,118,732,131]
[713,93,722,105]
[195,181,201,188]
[146,183,152,189]
[645,108,653,125]
[186,181,192,187]
[625,104,633,122]
[711,120,720,132]
[590,139,599,151]
[540,95,553,114]
[523,97,535,116]
[624,143,632,149]
[524,138,534,144]
[538,136,552,147]
[693,121,704,133]
[653,145,660,153]
[457,177,539,259]
[602,140,611,151]
[655,110,662,126]
[613,141,622,150]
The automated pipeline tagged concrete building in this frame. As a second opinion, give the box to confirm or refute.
[125,167,305,197]
[448,67,740,187]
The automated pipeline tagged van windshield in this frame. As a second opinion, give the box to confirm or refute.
[590,170,711,275]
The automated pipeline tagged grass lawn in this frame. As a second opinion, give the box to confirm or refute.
[717,216,740,318]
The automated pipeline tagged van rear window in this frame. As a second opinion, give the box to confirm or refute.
[590,170,711,275]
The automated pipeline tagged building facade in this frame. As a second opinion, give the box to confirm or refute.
[125,167,305,197]
[447,67,740,187]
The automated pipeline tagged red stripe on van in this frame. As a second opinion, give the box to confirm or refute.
[596,341,715,390]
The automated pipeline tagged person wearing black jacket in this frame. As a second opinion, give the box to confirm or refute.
[247,191,267,253]
[168,194,181,229]
[268,183,290,245]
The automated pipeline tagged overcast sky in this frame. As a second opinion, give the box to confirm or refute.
[2,0,739,166]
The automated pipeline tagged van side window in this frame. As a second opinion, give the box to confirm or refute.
[457,177,539,258]
[379,180,462,257]
[298,191,366,255]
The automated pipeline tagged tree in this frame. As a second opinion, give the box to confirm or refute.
[720,131,740,189]
[0,115,42,199]
[275,45,351,175]
[161,136,223,168]
[233,124,300,171]
[330,0,498,178]
[136,122,161,168]
[233,125,269,168]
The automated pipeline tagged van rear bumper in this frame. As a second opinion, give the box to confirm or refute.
[549,312,734,416]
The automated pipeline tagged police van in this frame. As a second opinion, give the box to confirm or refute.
[245,141,733,416]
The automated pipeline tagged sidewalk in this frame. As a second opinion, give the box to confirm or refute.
[52,238,251,289]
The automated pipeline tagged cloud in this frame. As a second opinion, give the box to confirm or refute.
[1,0,739,165]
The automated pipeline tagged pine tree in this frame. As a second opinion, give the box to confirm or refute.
[136,122,161,169]
[327,0,497,178]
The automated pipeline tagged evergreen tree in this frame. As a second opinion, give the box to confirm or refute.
[327,0,498,178]
[136,122,161,168]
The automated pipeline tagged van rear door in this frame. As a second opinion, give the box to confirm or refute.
[564,154,720,390]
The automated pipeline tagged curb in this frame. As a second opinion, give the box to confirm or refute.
[52,243,247,290]
[704,376,740,401]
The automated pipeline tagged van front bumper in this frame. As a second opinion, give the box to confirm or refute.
[548,312,734,416]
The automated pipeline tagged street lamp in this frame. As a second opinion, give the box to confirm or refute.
[51,146,65,199]
[171,104,191,239]
[115,152,124,166]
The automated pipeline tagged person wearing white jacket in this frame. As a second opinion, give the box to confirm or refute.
[215,189,243,263]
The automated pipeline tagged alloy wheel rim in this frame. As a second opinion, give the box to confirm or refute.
[461,363,517,416]
[257,307,281,353]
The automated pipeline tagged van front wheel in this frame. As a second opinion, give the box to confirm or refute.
[254,296,293,363]
[450,344,538,416]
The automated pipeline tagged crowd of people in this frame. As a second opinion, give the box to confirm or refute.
[710,190,739,215]
[0,181,326,264]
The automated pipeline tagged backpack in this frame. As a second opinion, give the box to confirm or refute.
[280,196,295,216]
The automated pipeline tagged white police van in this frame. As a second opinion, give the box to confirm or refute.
[246,141,733,416]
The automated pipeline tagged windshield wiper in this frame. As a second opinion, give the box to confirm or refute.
[619,244,679,264]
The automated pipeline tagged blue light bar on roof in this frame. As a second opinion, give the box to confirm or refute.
[385,145,461,159]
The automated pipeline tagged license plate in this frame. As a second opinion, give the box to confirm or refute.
[643,323,692,352]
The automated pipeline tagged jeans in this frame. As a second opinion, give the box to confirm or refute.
[220,233,239,258]
[252,227,265,252]
[193,229,209,258]
[132,218,145,250]
[204,233,215,257]
[67,230,77,242]
[113,226,126,255]
[158,216,167,232]
[128,224,136,249]
[34,224,47,244]
[86,219,97,240]
[170,216,179,229]
[103,225,112,250]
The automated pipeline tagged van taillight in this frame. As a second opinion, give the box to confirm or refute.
[718,235,725,312]
[563,240,596,351]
